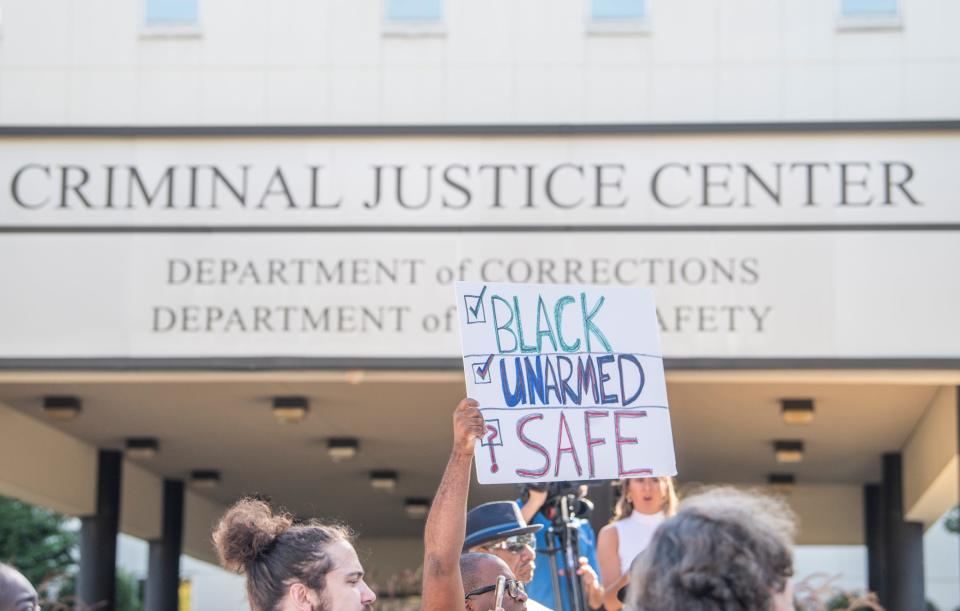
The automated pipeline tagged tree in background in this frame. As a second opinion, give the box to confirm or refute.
[944,506,960,534]
[0,494,77,591]
[115,570,144,611]
[52,569,144,611]
[0,495,145,611]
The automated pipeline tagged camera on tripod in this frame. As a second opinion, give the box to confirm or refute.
[525,481,595,525]
[522,482,597,611]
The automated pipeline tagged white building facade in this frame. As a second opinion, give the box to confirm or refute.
[0,0,957,124]
[0,1,958,610]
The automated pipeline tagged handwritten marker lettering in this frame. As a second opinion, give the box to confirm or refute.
[485,424,500,473]
[455,281,677,484]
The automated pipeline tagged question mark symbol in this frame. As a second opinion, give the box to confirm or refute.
[485,424,500,473]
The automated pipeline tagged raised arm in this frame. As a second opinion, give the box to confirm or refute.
[421,398,484,611]
[519,487,547,524]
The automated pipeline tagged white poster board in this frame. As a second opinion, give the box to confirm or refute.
[455,281,678,484]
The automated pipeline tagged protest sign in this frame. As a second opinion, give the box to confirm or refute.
[455,281,677,484]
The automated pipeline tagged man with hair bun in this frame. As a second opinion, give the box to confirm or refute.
[0,563,39,611]
[213,497,376,611]
[627,487,796,611]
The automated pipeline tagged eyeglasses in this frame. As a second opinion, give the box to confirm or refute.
[465,578,526,601]
[482,533,536,553]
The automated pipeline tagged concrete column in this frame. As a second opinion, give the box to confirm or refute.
[898,521,926,610]
[863,483,887,601]
[880,453,925,611]
[78,449,122,611]
[145,479,184,611]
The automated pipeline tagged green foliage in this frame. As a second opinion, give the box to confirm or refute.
[0,496,145,611]
[115,569,144,611]
[0,495,78,588]
[54,569,144,611]
[944,506,960,535]
[825,593,849,609]
[825,593,876,610]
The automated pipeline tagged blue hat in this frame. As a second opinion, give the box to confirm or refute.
[463,501,543,551]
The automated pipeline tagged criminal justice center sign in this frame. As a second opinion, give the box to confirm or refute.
[0,130,958,361]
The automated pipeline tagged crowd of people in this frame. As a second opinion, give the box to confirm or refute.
[0,398,799,611]
[213,398,798,611]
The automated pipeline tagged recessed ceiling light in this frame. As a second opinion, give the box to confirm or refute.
[404,498,430,519]
[345,370,365,385]
[272,396,309,424]
[370,470,398,491]
[773,440,804,464]
[43,396,82,421]
[190,470,221,489]
[768,473,796,493]
[327,438,359,462]
[125,437,160,459]
[781,399,815,425]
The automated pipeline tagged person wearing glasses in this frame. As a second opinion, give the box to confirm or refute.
[460,553,530,611]
[463,501,549,610]
[0,563,39,611]
[421,398,529,611]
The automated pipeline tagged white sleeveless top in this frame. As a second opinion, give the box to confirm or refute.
[612,511,665,574]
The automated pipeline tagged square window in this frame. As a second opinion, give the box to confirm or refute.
[591,0,646,20]
[840,0,898,16]
[145,0,199,25]
[386,0,442,22]
[837,0,900,29]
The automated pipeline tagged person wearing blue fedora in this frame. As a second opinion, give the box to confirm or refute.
[464,501,545,607]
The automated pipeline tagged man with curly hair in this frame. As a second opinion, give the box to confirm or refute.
[627,487,796,611]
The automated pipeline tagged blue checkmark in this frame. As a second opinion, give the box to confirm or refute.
[464,285,488,324]
[472,357,494,384]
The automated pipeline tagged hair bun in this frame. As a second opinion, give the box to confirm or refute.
[675,570,733,601]
[213,498,294,573]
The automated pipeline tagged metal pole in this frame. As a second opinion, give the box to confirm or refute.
[560,496,586,611]
[546,532,565,611]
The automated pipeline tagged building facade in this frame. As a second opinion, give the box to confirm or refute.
[0,0,958,609]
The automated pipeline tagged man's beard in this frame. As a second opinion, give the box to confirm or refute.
[311,603,374,611]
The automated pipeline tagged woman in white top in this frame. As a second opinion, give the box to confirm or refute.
[597,476,678,610]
